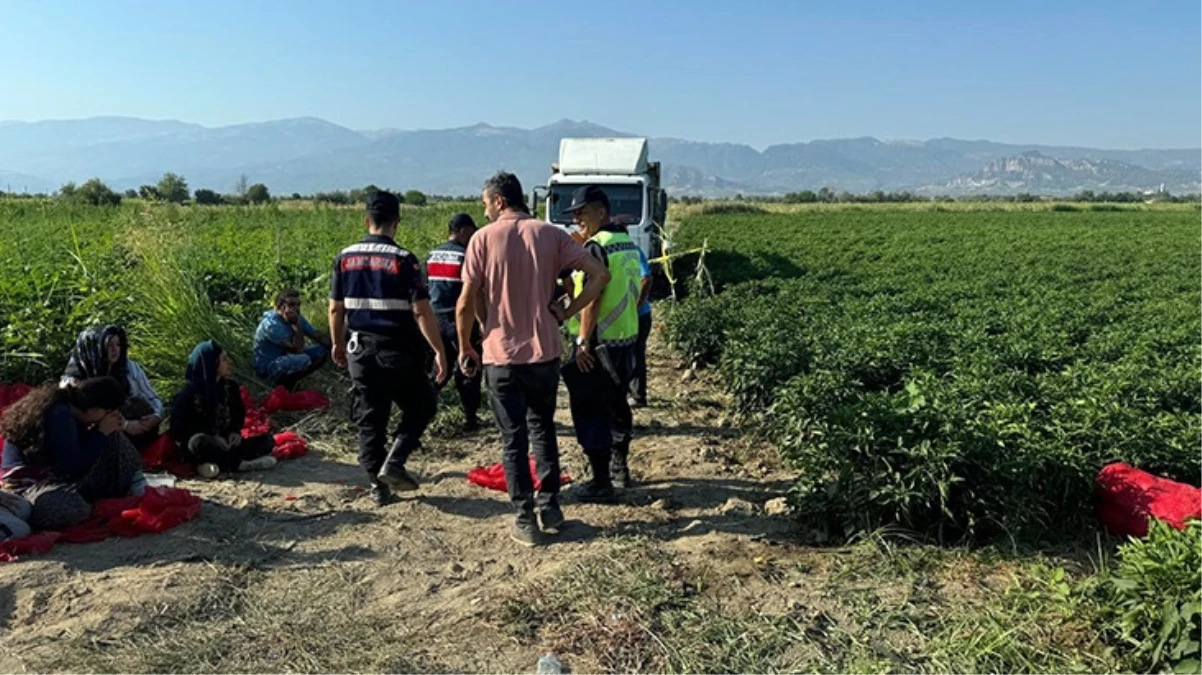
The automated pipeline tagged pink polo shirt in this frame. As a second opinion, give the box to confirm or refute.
[462,211,591,366]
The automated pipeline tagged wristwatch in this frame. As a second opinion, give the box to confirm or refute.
[575,336,588,347]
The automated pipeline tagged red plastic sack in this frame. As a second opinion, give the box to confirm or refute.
[0,382,34,420]
[242,408,272,437]
[1096,462,1202,537]
[467,458,572,492]
[240,385,257,411]
[0,531,59,562]
[138,434,198,478]
[272,431,308,460]
[262,386,330,413]
[2,488,202,562]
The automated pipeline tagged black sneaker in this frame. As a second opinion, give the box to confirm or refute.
[377,466,420,493]
[464,415,481,432]
[371,480,398,507]
[572,480,618,505]
[539,504,566,534]
[511,517,542,547]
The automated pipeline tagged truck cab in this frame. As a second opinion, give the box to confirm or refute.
[533,137,667,260]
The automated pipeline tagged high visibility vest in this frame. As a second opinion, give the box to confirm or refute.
[568,229,641,345]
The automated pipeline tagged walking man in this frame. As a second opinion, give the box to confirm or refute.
[560,186,643,502]
[456,171,610,546]
[629,245,654,408]
[426,213,483,431]
[330,191,449,506]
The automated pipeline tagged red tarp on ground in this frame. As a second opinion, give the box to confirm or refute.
[1096,462,1202,538]
[467,458,573,492]
[0,487,201,562]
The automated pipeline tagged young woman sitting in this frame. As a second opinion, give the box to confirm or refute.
[170,341,277,479]
[0,377,148,531]
[61,325,165,449]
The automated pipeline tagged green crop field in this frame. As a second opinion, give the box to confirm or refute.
[0,200,481,388]
[666,206,1200,542]
[0,200,1198,673]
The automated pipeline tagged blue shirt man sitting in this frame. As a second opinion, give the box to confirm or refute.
[253,289,331,389]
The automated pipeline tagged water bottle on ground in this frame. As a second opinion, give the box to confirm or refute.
[537,652,568,674]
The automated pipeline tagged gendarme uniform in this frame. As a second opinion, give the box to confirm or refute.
[331,233,437,494]
[563,220,643,489]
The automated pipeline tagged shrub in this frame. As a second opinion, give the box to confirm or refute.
[1104,520,1201,673]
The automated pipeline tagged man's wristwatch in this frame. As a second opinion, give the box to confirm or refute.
[575,336,588,348]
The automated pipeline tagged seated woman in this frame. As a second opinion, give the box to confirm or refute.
[61,325,165,449]
[170,341,277,479]
[0,377,147,531]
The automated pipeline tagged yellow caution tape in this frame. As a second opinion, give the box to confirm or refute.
[648,240,708,286]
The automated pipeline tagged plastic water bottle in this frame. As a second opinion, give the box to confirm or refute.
[537,653,567,674]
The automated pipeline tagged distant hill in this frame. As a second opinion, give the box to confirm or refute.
[924,151,1199,195]
[0,116,1196,196]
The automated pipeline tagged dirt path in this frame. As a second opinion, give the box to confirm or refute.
[0,337,807,673]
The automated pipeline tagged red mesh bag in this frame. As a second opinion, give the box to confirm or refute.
[467,458,572,492]
[272,431,308,460]
[1096,462,1202,537]
[262,387,330,413]
[0,531,60,562]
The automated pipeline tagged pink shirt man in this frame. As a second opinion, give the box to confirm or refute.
[462,212,591,366]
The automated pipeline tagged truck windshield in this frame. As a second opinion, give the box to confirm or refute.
[549,183,644,225]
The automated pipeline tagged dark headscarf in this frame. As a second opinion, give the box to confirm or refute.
[186,340,223,423]
[64,325,129,395]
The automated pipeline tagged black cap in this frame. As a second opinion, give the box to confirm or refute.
[366,190,400,226]
[562,185,610,214]
[448,213,477,233]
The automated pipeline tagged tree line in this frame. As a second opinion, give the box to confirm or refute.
[0,174,435,207]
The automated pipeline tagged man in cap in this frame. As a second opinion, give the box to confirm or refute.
[560,185,643,503]
[329,190,449,506]
[425,213,483,430]
[456,171,610,546]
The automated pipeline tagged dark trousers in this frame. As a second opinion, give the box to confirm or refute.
[563,344,635,479]
[484,361,561,516]
[629,312,652,403]
[432,313,482,419]
[185,433,275,473]
[348,333,437,480]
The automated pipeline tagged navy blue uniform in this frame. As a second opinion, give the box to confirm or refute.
[425,241,483,422]
[331,234,436,483]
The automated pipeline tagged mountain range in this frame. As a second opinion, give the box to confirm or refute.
[0,116,1196,197]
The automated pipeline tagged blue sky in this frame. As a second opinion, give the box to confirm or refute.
[1,0,1197,149]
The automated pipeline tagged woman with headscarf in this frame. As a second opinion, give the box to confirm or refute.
[61,325,164,448]
[169,341,277,479]
[0,377,147,530]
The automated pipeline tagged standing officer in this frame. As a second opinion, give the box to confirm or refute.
[561,185,643,502]
[425,213,483,431]
[329,191,449,506]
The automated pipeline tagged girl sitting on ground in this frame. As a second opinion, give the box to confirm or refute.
[61,325,165,449]
[169,341,277,479]
[0,377,148,530]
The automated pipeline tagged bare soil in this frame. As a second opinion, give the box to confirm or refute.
[0,336,816,673]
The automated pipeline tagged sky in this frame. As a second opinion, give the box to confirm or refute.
[0,0,1198,150]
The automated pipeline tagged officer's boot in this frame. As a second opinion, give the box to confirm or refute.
[611,444,632,489]
[573,450,618,504]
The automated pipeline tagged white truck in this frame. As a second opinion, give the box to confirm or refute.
[531,137,668,261]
